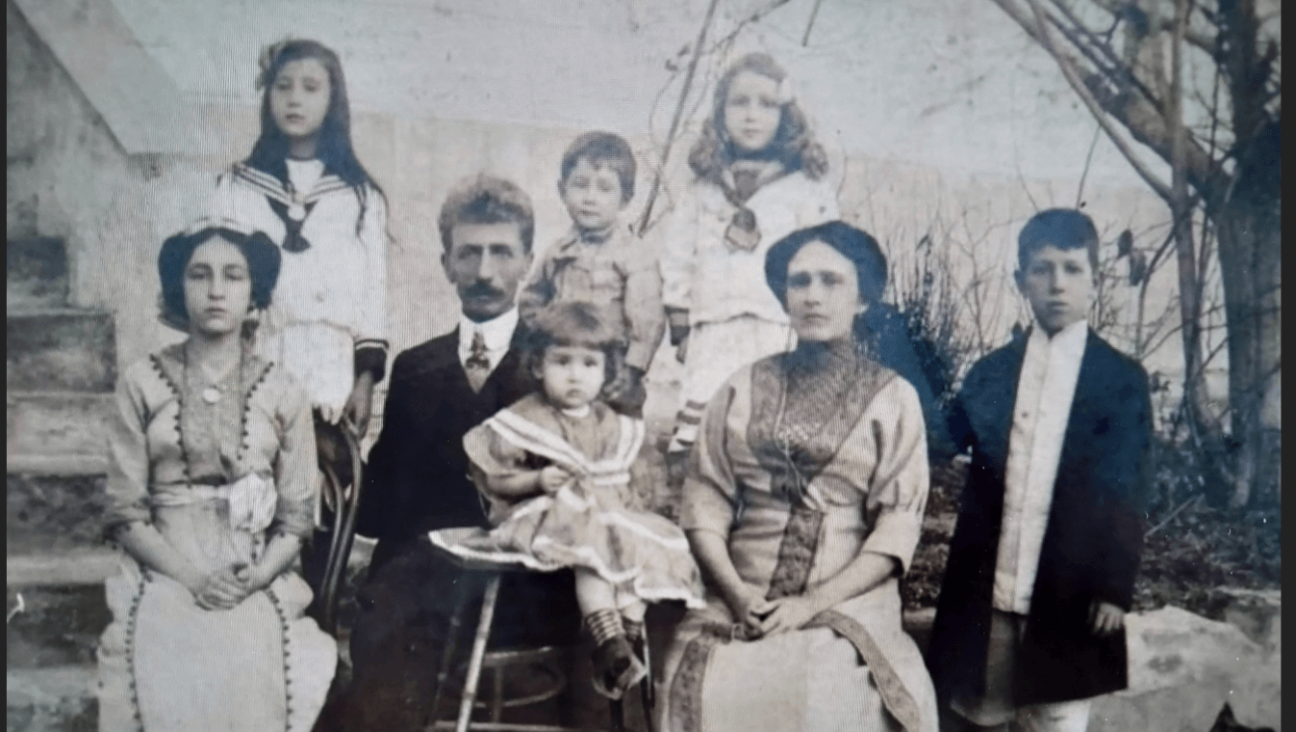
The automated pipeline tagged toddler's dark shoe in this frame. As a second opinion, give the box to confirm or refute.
[591,635,646,700]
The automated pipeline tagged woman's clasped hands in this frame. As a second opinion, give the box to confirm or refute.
[188,563,267,611]
[730,585,823,639]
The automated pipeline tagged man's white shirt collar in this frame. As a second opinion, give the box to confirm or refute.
[457,308,520,372]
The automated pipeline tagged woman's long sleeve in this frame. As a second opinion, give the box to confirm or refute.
[680,380,740,538]
[272,377,318,539]
[859,378,930,574]
[103,363,155,536]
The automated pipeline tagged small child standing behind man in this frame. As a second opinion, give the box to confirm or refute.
[518,131,665,417]
[926,209,1153,732]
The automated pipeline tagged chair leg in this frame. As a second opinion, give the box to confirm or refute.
[491,666,504,724]
[609,698,626,732]
[427,583,471,728]
[456,574,502,732]
[640,634,654,710]
[318,462,345,634]
[640,673,654,731]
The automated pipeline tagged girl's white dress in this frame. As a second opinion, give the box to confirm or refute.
[655,167,839,444]
[215,160,388,423]
[430,394,705,610]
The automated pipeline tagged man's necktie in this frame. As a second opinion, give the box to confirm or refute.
[465,329,491,392]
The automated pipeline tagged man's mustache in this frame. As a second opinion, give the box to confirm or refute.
[463,281,505,300]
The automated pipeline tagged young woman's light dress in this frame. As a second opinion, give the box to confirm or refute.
[659,350,939,732]
[96,344,336,732]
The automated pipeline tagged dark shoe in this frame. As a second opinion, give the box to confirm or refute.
[591,635,646,700]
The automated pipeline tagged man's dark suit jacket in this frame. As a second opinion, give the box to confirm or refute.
[358,327,533,568]
[350,326,580,668]
[926,328,1153,707]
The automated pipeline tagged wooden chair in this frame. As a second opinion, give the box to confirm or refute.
[423,538,653,732]
[316,416,366,636]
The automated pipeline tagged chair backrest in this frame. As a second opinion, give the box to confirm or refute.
[318,418,366,636]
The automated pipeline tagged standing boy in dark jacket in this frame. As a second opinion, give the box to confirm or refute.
[926,209,1153,731]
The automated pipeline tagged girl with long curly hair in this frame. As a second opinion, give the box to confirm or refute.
[656,52,840,470]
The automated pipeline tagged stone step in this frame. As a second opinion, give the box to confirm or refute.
[6,585,108,669]
[7,473,110,557]
[7,238,69,312]
[7,454,109,477]
[7,392,112,463]
[7,550,120,588]
[7,309,117,393]
[6,665,97,732]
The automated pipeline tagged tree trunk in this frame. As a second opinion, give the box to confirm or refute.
[1166,0,1213,443]
[1208,137,1281,507]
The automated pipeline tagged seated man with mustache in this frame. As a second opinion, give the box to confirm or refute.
[339,174,582,730]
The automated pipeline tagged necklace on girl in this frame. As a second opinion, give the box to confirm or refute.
[187,345,240,405]
[201,385,223,405]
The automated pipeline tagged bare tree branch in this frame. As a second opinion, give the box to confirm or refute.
[636,0,723,235]
[988,0,1224,198]
[1090,0,1217,51]
[1045,0,1165,109]
[996,0,1175,198]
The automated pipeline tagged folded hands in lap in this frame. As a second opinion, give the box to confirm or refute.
[730,585,822,639]
[190,564,268,611]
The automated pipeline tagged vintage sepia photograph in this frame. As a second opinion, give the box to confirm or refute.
[7,1,1280,731]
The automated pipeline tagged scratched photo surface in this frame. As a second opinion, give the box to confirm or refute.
[7,1,1279,731]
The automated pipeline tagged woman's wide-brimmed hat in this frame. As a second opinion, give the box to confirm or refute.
[764,220,887,308]
[157,213,282,331]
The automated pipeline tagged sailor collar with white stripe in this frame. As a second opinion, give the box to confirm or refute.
[232,161,353,211]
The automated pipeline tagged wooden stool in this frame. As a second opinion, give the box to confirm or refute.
[424,545,652,732]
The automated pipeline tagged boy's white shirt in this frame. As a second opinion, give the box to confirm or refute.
[993,319,1089,615]
[457,307,519,377]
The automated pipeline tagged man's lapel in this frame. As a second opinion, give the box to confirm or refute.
[436,326,473,391]
[479,325,531,400]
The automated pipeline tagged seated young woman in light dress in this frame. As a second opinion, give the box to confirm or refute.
[96,217,336,732]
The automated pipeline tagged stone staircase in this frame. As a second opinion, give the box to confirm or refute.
[8,237,117,732]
